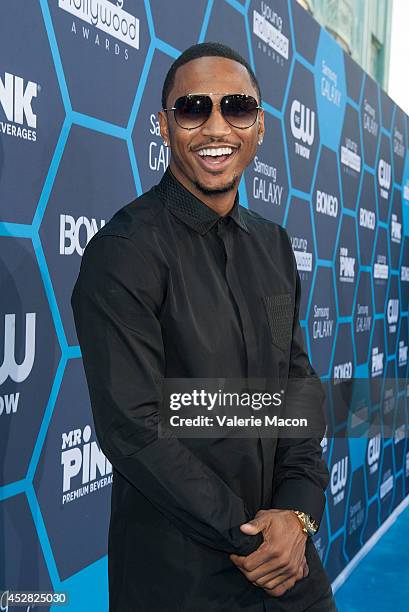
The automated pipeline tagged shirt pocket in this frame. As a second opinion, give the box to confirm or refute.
[261,293,293,352]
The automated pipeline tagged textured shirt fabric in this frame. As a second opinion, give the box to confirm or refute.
[71,167,331,611]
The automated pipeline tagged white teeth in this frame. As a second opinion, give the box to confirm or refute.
[197,147,233,157]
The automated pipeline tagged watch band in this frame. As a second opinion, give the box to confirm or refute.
[292,510,319,536]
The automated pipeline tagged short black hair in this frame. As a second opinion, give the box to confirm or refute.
[161,42,262,109]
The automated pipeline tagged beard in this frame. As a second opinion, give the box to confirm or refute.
[193,174,238,196]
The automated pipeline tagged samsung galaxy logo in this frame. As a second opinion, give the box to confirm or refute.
[356,303,371,333]
[312,305,333,339]
[363,98,378,137]
[393,127,405,159]
[320,60,341,107]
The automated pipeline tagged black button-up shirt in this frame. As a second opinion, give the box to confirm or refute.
[71,168,330,611]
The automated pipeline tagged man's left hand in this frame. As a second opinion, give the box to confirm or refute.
[230,509,308,592]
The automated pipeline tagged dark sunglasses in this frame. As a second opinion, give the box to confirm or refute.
[163,93,262,130]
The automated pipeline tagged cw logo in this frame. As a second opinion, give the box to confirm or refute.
[378,159,391,190]
[0,313,36,385]
[330,456,348,495]
[290,99,315,145]
[367,433,381,466]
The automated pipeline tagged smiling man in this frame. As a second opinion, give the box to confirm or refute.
[71,43,337,611]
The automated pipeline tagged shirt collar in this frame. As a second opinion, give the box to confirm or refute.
[156,167,250,236]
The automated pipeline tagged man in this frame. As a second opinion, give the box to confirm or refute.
[71,42,337,611]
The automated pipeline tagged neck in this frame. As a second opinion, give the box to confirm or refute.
[169,161,239,217]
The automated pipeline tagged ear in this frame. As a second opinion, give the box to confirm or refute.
[158,110,170,146]
[257,108,265,143]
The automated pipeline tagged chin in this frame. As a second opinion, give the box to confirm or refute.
[194,175,238,196]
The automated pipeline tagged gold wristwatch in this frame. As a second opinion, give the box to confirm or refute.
[292,510,319,536]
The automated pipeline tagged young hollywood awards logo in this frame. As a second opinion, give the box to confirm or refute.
[0,72,38,141]
[59,214,105,256]
[61,424,112,504]
[380,469,394,500]
[374,253,389,282]
[252,2,289,64]
[0,313,36,416]
[58,0,140,60]
[340,136,361,174]
[290,235,312,278]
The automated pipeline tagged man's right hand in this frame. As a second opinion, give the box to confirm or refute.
[260,555,309,597]
[230,509,310,597]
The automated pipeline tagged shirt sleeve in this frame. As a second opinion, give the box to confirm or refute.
[71,232,262,556]
[270,229,329,528]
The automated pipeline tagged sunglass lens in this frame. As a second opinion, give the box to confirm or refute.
[174,95,212,129]
[222,95,259,128]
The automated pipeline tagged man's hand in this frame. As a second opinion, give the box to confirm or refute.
[230,509,309,597]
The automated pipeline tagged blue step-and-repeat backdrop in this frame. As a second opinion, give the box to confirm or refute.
[1,0,409,609]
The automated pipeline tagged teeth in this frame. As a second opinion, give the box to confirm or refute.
[197,147,233,157]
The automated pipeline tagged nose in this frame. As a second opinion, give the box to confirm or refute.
[201,101,232,137]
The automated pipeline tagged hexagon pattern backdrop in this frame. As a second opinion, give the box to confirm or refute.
[1,0,409,609]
